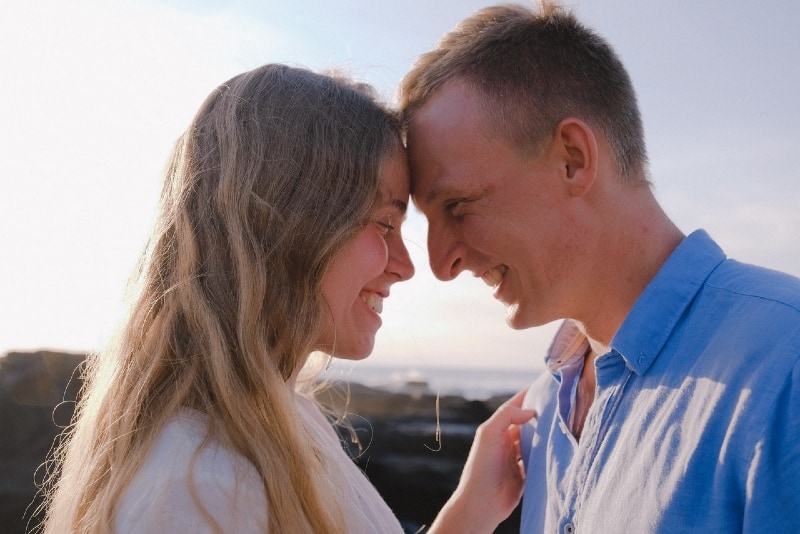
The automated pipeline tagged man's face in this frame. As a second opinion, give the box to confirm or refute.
[406,80,584,329]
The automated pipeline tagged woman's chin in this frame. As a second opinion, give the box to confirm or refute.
[333,342,376,362]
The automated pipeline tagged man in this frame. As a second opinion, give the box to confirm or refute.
[400,2,800,532]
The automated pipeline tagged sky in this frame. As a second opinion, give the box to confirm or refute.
[1,0,798,371]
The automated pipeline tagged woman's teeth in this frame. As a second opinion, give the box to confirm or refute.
[361,293,383,313]
[482,265,508,287]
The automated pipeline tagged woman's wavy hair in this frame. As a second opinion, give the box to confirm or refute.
[39,64,402,533]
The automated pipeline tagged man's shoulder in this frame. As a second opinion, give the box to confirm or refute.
[707,258,800,313]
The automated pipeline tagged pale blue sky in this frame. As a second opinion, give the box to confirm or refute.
[1,0,798,370]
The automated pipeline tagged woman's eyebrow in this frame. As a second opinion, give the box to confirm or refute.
[386,198,408,214]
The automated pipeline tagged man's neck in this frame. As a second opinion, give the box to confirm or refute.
[575,187,685,345]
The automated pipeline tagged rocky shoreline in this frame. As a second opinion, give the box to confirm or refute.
[0,351,519,533]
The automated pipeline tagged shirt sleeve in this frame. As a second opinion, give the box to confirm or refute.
[743,356,800,531]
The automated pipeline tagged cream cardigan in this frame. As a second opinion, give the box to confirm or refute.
[115,393,404,532]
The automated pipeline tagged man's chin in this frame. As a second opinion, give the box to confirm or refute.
[504,303,550,330]
[504,303,526,330]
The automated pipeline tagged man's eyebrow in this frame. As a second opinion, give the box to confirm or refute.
[416,186,453,207]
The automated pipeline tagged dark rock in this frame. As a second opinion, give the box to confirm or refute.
[321,381,520,533]
[0,351,84,534]
[1,352,519,533]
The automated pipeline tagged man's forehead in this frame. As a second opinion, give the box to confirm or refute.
[410,82,478,134]
[405,81,488,206]
[407,152,438,202]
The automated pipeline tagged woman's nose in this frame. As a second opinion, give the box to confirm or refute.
[387,237,415,281]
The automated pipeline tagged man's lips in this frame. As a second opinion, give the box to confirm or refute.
[481,264,508,288]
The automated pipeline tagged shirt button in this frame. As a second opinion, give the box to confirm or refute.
[564,523,575,534]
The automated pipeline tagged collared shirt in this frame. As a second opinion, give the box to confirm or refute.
[520,230,800,533]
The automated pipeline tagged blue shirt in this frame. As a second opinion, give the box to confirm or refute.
[520,230,800,533]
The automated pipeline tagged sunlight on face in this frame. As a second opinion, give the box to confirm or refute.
[316,148,414,359]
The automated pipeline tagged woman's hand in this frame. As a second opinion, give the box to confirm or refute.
[428,389,536,533]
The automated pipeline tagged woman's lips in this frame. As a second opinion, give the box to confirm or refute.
[360,292,383,313]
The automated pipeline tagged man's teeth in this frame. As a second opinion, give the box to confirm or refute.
[361,293,383,313]
[482,265,508,287]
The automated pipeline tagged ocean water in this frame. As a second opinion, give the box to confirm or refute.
[320,362,543,400]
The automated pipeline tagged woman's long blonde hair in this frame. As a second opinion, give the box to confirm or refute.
[39,64,402,533]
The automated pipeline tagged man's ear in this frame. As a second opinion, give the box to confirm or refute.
[556,118,598,197]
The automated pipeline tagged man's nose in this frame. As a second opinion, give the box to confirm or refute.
[427,225,465,281]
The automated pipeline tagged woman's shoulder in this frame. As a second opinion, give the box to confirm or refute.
[115,409,267,531]
[135,408,263,487]
[155,407,209,448]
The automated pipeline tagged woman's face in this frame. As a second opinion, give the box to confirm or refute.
[316,148,415,359]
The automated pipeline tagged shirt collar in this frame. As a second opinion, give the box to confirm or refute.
[545,320,589,377]
[612,229,726,375]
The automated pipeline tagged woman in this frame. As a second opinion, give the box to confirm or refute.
[39,64,531,533]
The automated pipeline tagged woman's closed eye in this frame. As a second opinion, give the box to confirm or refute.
[375,218,396,238]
